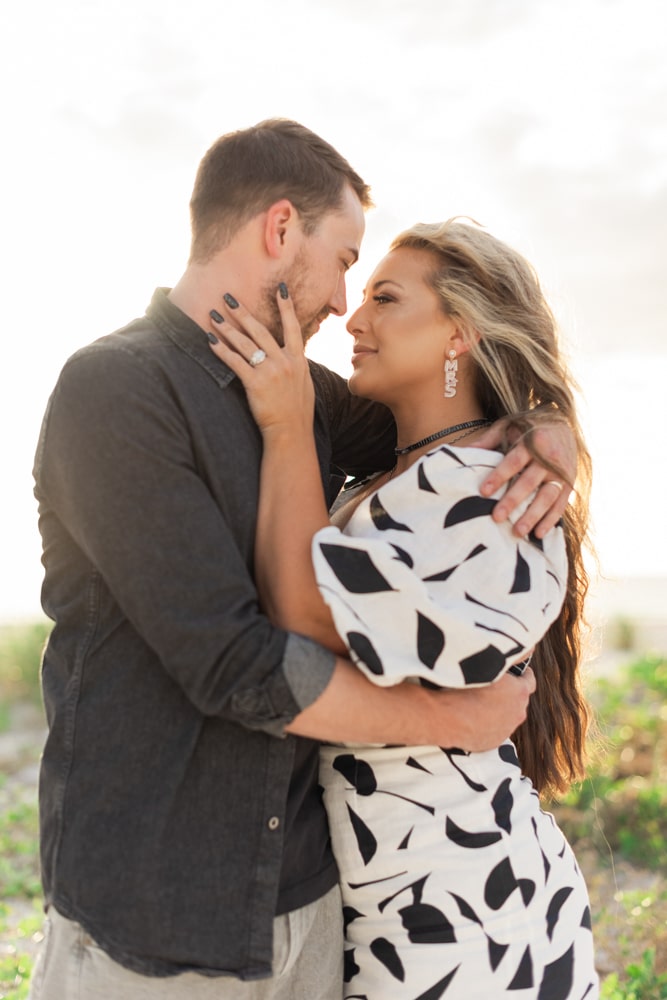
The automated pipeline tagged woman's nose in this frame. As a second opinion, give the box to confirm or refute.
[346,303,366,336]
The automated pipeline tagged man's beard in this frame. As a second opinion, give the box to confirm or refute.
[260,252,329,347]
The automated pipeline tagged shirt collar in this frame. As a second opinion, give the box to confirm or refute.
[147,287,236,389]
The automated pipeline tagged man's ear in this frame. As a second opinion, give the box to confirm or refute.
[263,199,300,259]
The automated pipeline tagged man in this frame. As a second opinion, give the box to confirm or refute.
[30,119,571,999]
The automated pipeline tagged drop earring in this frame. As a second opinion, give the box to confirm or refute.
[444,350,458,398]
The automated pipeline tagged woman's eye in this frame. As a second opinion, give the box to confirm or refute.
[373,295,392,304]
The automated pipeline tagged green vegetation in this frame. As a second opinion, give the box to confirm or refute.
[0,798,41,997]
[600,949,667,999]
[552,653,667,992]
[0,801,41,901]
[1,623,666,996]
[0,623,50,721]
[0,622,48,999]
[556,654,667,868]
[0,903,40,1000]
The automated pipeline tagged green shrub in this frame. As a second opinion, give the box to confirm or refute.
[0,904,36,1000]
[601,948,667,999]
[0,622,51,706]
[556,654,667,869]
[0,802,41,899]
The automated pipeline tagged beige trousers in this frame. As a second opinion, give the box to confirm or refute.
[28,885,344,1000]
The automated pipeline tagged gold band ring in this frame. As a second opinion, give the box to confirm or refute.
[544,480,564,493]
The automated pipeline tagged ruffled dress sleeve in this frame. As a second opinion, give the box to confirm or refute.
[312,445,568,688]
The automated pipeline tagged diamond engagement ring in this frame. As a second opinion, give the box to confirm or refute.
[249,349,267,367]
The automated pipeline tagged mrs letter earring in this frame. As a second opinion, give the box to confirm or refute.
[444,350,458,398]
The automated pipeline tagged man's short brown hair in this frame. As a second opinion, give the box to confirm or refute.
[189,118,373,263]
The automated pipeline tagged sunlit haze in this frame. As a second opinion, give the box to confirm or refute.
[1,0,665,620]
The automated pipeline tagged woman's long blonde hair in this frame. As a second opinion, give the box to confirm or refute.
[392,219,593,799]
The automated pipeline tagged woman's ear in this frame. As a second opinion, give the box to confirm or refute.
[263,199,299,260]
[447,323,479,358]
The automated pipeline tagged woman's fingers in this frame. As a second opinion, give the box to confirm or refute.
[208,283,303,367]
[275,284,304,353]
[209,296,276,364]
[209,318,267,372]
[206,327,255,384]
[206,284,314,433]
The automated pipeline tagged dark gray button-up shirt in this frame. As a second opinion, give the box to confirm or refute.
[33,289,395,979]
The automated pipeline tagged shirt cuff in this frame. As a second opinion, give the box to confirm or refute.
[282,632,336,711]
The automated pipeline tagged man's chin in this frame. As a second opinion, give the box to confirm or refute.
[301,315,327,344]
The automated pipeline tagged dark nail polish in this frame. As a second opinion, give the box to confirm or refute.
[209,309,224,323]
[278,282,289,300]
[206,332,218,344]
[223,293,239,309]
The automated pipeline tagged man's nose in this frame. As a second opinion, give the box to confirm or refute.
[328,276,348,317]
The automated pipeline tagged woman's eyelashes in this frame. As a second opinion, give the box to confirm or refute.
[373,294,394,305]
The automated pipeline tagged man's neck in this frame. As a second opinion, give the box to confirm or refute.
[168,268,224,332]
[168,253,264,332]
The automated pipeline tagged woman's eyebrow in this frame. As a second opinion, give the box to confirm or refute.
[362,278,404,295]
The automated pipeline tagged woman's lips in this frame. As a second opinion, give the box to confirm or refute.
[351,345,376,365]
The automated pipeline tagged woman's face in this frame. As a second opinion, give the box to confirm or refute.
[346,246,456,405]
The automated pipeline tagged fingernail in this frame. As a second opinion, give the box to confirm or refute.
[206,332,218,344]
[210,309,224,323]
[223,293,239,309]
[278,282,289,300]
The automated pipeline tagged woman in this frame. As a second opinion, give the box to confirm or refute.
[208,219,598,999]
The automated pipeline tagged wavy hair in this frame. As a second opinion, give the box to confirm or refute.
[391,219,594,798]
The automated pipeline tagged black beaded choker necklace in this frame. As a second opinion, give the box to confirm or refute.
[394,419,490,456]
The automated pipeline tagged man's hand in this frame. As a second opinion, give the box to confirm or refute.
[432,668,536,752]
[473,421,576,539]
[286,659,536,752]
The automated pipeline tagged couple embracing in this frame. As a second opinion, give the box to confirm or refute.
[30,119,598,999]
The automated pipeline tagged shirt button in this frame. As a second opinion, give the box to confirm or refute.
[267,816,280,831]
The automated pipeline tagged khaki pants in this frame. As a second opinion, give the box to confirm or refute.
[29,886,343,1000]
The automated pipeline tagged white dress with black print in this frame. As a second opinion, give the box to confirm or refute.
[313,445,598,1000]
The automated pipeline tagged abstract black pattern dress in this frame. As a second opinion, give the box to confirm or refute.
[312,446,598,999]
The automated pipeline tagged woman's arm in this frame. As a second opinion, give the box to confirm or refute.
[207,291,346,653]
[255,421,347,653]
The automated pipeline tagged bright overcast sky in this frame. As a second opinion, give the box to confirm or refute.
[1,0,665,619]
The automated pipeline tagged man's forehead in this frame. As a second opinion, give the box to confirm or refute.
[325,188,365,249]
